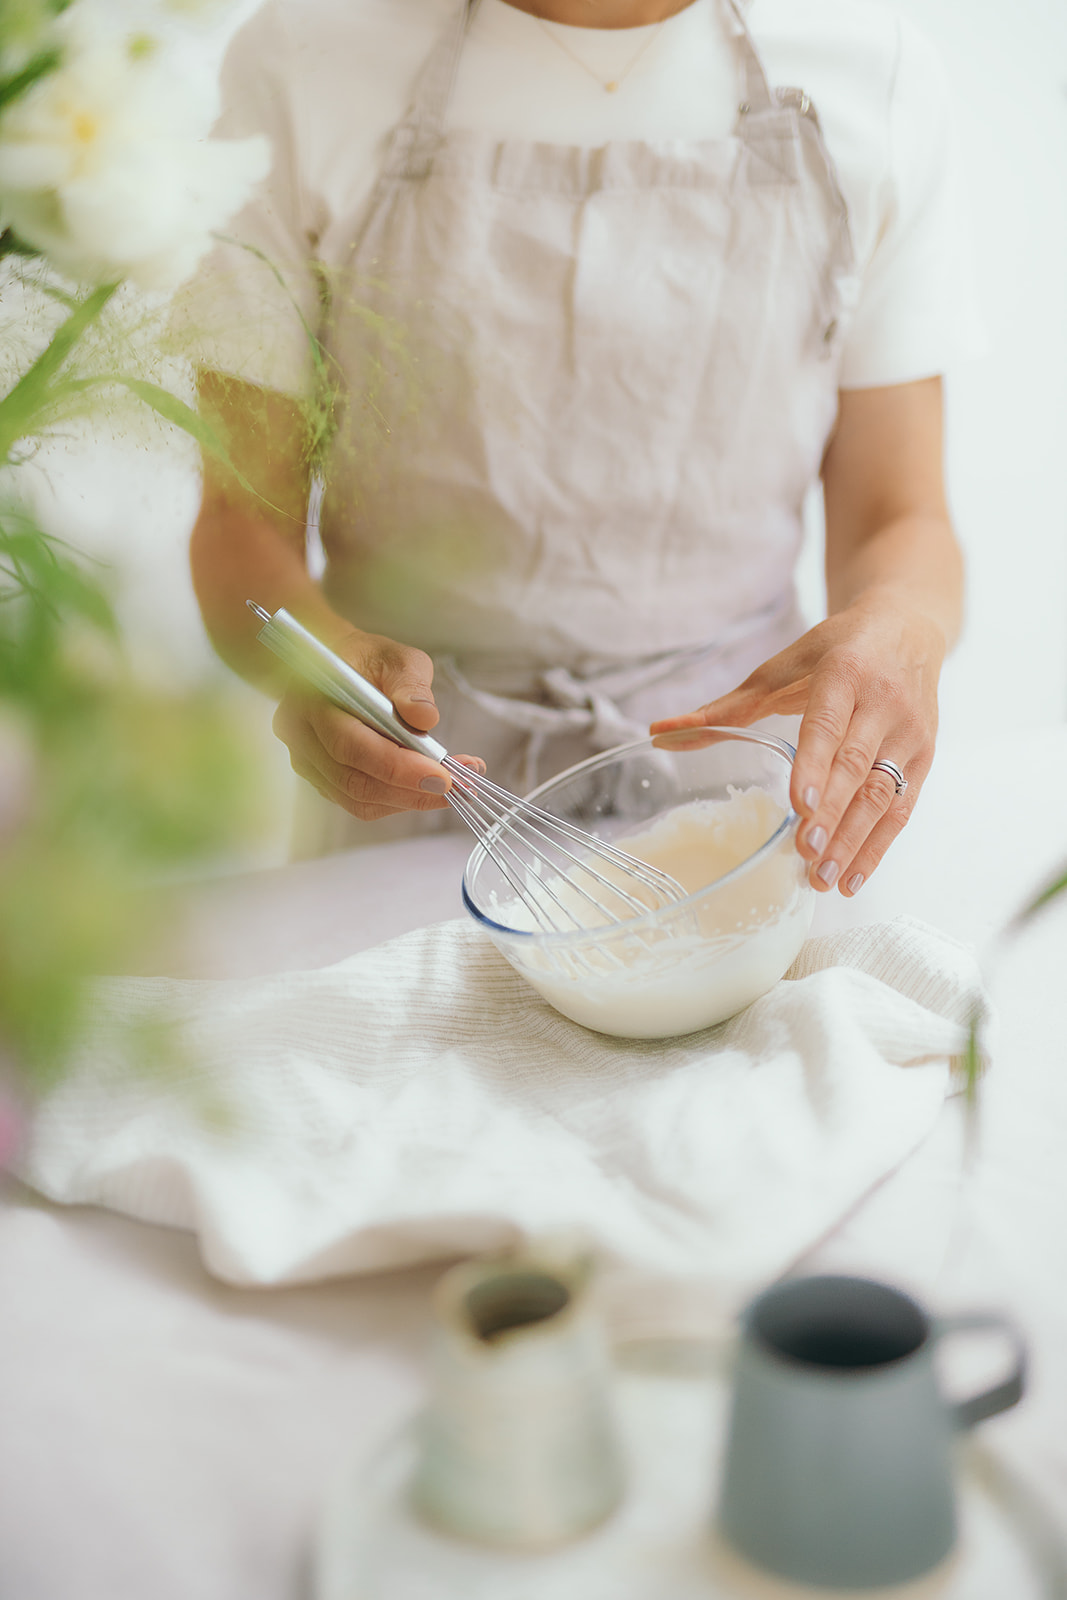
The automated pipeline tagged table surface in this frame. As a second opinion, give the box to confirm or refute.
[2,725,1065,1600]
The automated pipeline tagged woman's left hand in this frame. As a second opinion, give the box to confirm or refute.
[649,377,962,894]
[649,591,946,895]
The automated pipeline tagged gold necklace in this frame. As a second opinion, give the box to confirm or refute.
[535,15,668,93]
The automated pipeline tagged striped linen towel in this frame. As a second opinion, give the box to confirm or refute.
[19,914,981,1336]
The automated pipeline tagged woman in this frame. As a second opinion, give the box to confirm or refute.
[189,0,975,894]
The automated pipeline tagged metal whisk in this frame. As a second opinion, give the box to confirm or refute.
[248,602,686,933]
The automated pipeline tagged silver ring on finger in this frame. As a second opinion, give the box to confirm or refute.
[871,758,908,797]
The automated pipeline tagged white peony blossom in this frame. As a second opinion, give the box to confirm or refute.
[0,2,270,290]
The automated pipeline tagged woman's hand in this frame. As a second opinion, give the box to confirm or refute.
[188,373,484,822]
[272,626,485,822]
[649,592,946,894]
[651,377,963,894]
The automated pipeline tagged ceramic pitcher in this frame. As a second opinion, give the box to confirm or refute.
[411,1250,624,1548]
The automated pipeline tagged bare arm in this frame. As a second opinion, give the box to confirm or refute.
[651,377,964,893]
[823,376,961,642]
[190,371,326,687]
[190,371,481,818]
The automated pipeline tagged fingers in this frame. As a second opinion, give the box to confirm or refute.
[790,665,933,893]
[649,681,785,741]
[374,642,440,732]
[649,689,756,738]
[650,720,741,753]
[799,753,925,892]
[270,626,492,823]
[650,616,937,894]
[831,761,926,894]
[274,691,455,822]
[650,643,818,747]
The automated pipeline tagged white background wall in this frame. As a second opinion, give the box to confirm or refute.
[795,0,1067,741]
[21,0,1067,863]
[932,0,1067,736]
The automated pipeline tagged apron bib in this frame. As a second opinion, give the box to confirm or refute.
[296,0,857,854]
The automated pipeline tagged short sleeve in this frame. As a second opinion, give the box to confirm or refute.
[839,16,986,389]
[172,1,322,398]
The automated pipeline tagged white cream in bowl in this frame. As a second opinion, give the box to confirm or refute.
[489,788,814,1039]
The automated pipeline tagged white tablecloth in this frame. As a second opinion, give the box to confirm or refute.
[2,725,1065,1600]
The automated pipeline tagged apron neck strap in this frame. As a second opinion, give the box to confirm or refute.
[383,0,779,182]
[381,0,480,182]
[721,0,775,117]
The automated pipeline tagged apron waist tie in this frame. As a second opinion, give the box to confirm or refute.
[437,594,798,794]
[437,660,643,794]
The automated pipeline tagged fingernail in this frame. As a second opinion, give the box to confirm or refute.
[802,786,820,813]
[806,824,828,855]
[847,872,864,895]
[410,696,436,707]
[817,859,840,888]
[419,774,449,794]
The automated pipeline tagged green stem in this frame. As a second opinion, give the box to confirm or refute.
[57,373,258,499]
[1010,861,1067,933]
[0,47,62,114]
[0,280,120,459]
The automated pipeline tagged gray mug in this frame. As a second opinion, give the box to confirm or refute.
[717,1274,1027,1590]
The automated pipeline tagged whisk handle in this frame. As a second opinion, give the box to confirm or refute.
[247,602,448,762]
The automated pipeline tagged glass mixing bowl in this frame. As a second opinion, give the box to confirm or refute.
[461,728,815,1039]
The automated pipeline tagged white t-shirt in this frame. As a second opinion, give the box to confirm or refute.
[188,0,982,397]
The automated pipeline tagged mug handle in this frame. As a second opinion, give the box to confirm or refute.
[934,1312,1028,1430]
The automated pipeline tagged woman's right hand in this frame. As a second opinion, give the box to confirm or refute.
[271,625,485,821]
[189,373,486,819]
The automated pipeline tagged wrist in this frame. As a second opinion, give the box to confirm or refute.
[838,585,954,660]
[282,592,358,653]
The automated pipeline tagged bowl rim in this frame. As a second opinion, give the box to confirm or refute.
[460,728,802,944]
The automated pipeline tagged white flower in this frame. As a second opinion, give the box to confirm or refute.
[0,3,269,290]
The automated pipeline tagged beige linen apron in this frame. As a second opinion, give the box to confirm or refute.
[297,0,857,854]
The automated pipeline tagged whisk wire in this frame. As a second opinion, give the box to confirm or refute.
[246,604,687,938]
[446,771,621,930]
[442,756,686,932]
[448,761,681,890]
[446,784,561,934]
